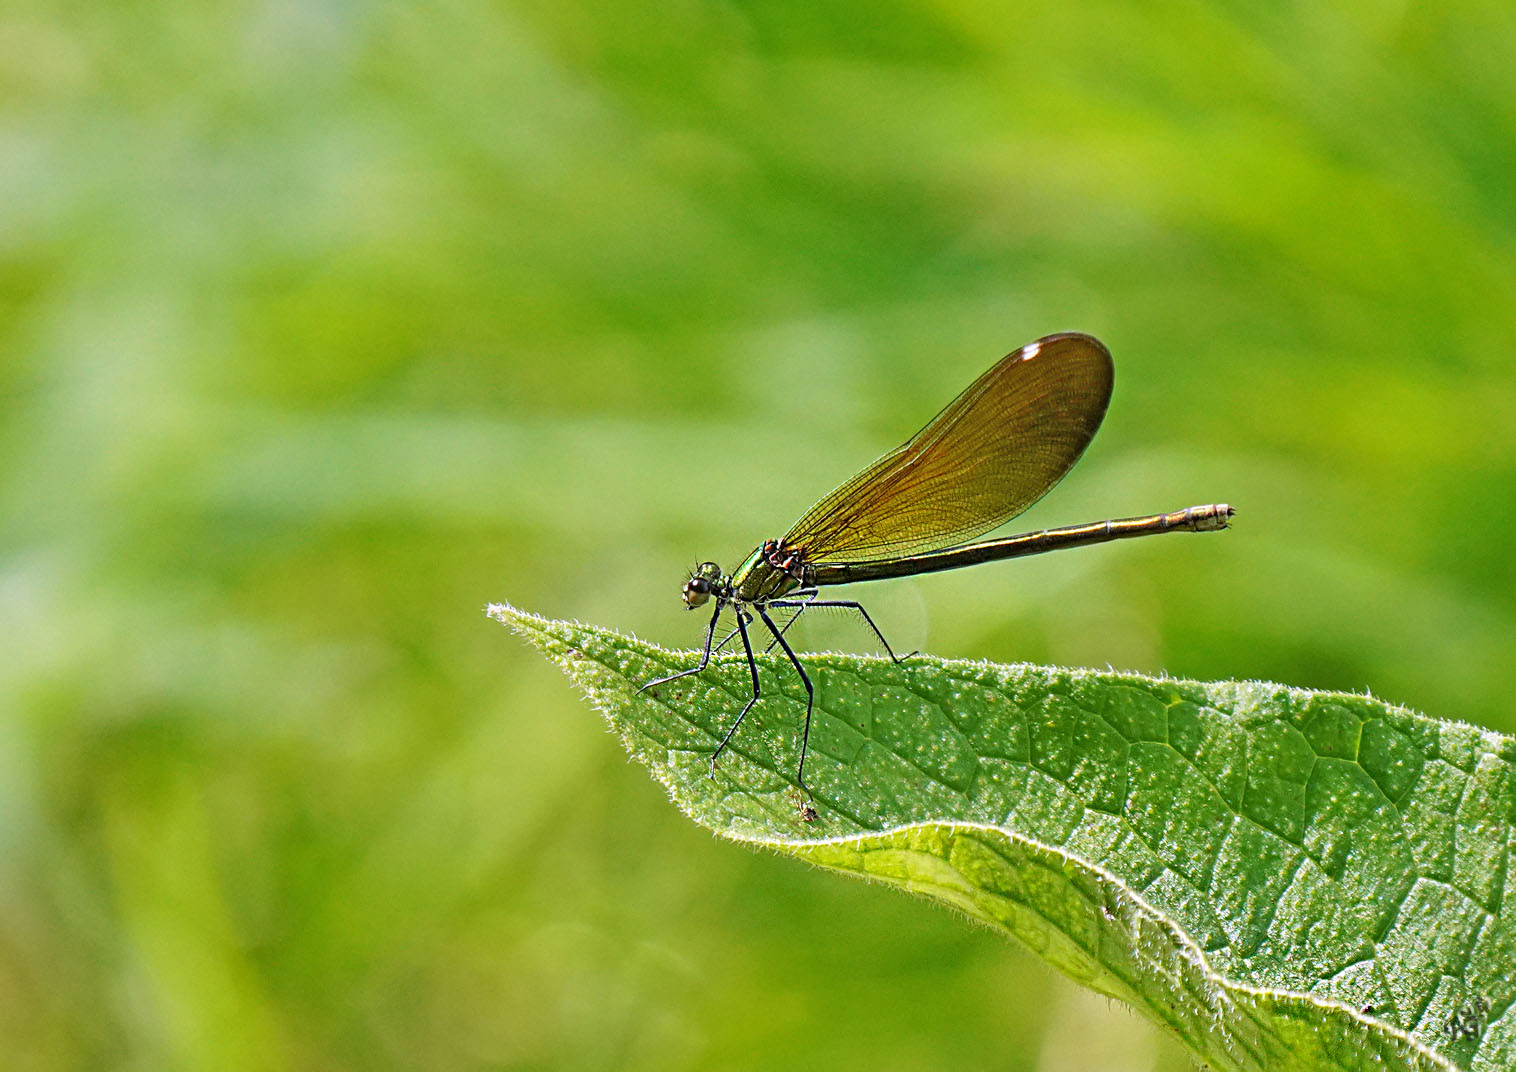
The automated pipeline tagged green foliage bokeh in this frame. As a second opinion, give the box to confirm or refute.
[4,1,1516,1069]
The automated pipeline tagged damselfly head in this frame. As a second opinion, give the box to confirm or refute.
[682,562,724,608]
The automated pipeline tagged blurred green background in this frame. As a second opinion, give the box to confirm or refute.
[5,0,1516,1068]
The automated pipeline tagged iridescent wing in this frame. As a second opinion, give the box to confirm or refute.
[784,333,1113,564]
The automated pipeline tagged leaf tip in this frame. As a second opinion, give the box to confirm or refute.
[486,600,560,654]
[486,600,544,633]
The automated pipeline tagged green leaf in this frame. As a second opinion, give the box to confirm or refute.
[490,602,1513,1072]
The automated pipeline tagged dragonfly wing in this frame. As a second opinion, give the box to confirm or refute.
[784,333,1113,564]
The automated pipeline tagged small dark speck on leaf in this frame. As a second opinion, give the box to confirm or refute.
[1444,996,1489,1041]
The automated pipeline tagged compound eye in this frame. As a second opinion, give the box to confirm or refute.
[682,576,712,608]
